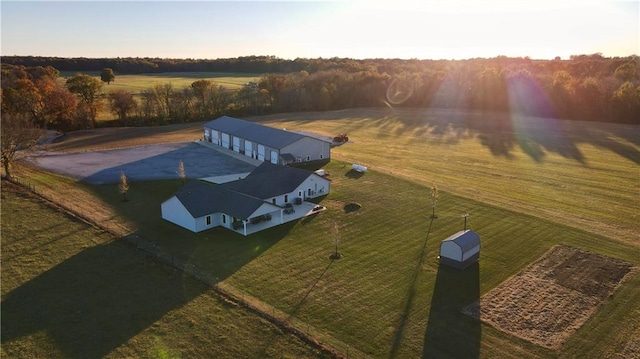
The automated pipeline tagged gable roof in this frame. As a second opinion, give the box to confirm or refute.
[204,116,307,149]
[220,162,321,199]
[442,230,480,252]
[174,180,272,219]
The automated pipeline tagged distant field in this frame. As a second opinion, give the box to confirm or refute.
[58,71,261,93]
[57,71,261,121]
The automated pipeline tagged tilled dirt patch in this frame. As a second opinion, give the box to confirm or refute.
[463,245,634,349]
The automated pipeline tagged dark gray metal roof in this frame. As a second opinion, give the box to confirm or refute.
[220,162,317,199]
[204,116,307,149]
[442,230,480,252]
[174,180,268,219]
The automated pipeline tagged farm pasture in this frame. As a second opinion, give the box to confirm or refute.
[5,107,640,358]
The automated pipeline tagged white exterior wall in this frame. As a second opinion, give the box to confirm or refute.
[194,213,223,232]
[462,245,481,261]
[292,174,330,200]
[440,241,463,261]
[281,137,330,162]
[161,196,197,232]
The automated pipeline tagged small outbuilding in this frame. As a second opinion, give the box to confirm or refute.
[439,230,481,269]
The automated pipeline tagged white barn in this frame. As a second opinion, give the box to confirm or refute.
[439,230,481,269]
[161,162,330,236]
[204,116,331,165]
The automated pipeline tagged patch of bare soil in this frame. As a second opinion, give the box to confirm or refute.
[463,245,634,350]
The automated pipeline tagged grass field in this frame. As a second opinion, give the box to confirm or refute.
[57,71,261,121]
[0,181,329,359]
[59,71,260,93]
[5,107,640,357]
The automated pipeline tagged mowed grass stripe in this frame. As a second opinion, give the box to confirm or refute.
[0,181,329,358]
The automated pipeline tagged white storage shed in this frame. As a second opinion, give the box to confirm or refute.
[439,230,480,269]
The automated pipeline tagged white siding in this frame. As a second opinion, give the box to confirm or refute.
[161,196,197,232]
[462,245,481,261]
[440,241,463,261]
[291,174,330,200]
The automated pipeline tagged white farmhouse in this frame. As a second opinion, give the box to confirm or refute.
[161,162,330,236]
[203,116,331,165]
[439,230,481,269]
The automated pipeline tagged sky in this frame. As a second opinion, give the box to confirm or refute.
[1,0,638,60]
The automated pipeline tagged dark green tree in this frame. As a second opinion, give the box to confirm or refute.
[65,74,103,128]
[100,68,115,84]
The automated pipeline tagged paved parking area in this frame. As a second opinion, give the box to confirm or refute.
[29,142,257,184]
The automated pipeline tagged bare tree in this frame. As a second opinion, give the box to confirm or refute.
[178,160,186,183]
[119,171,130,202]
[1,113,44,180]
[330,222,342,259]
[430,183,439,219]
[108,89,138,125]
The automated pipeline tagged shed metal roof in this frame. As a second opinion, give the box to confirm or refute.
[441,230,480,252]
[204,116,307,149]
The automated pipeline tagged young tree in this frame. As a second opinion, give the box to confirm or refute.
[100,68,116,84]
[108,89,138,125]
[430,183,439,219]
[330,222,342,259]
[65,73,103,128]
[178,160,186,183]
[1,113,44,179]
[118,171,130,201]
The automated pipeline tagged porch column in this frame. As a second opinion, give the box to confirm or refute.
[280,209,284,223]
[243,220,247,236]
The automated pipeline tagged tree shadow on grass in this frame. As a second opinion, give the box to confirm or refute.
[423,262,480,358]
[1,240,207,358]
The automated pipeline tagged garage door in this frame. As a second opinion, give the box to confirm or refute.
[233,137,240,152]
[270,150,279,164]
[257,145,265,161]
[211,131,219,145]
[245,141,253,158]
[221,133,230,149]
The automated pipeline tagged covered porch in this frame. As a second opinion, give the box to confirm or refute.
[230,201,324,236]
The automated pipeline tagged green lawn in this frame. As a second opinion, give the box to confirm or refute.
[8,107,640,358]
[80,159,640,358]
[0,181,329,359]
[59,71,260,93]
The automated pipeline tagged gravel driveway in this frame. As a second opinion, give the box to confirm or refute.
[29,142,257,184]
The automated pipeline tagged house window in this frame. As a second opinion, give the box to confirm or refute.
[320,154,324,159]
[222,215,226,224]
[206,215,211,225]
[306,155,311,161]
[272,198,276,204]
[284,194,289,203]
[308,188,312,196]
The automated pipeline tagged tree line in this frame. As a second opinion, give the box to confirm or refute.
[2,54,639,135]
